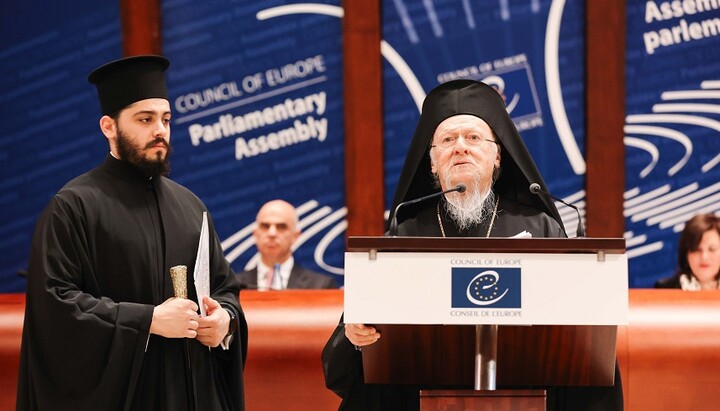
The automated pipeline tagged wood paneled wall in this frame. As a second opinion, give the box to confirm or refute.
[341,0,385,236]
[121,0,162,55]
[585,2,625,237]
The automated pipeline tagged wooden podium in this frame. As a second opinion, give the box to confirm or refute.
[344,237,628,411]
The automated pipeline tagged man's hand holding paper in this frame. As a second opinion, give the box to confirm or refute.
[196,296,231,348]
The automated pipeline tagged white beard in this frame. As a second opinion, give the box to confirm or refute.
[430,148,500,230]
[444,185,497,231]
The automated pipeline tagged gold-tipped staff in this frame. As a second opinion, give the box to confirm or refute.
[169,264,196,406]
[169,265,188,299]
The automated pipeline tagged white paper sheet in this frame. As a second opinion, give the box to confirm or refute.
[193,212,210,317]
[510,230,532,238]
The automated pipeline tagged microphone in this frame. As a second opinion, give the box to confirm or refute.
[388,183,467,236]
[529,183,585,238]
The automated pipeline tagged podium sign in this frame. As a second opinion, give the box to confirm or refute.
[343,237,627,393]
[344,247,628,326]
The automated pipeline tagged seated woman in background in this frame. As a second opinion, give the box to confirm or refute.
[655,213,720,290]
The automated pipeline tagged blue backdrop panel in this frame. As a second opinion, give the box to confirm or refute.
[161,0,346,283]
[5,2,715,292]
[381,0,587,235]
[624,0,720,287]
[0,1,122,292]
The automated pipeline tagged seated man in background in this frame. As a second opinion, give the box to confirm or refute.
[655,213,720,290]
[236,199,337,290]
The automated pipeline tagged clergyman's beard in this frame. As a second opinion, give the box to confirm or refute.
[433,170,497,230]
[444,185,496,231]
[116,127,171,177]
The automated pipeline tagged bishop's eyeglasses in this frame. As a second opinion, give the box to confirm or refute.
[430,134,498,150]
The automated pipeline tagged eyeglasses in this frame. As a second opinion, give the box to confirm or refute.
[430,134,498,150]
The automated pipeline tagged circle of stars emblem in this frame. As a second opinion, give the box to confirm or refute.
[473,274,500,301]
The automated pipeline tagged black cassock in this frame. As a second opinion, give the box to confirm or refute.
[395,196,565,238]
[322,197,623,411]
[18,155,247,411]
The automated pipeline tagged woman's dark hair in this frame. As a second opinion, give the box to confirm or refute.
[676,213,720,278]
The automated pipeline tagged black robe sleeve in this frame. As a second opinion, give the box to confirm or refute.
[204,210,248,410]
[321,316,419,411]
[322,317,361,399]
[18,194,154,410]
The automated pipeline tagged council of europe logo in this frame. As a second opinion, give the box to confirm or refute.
[451,267,521,308]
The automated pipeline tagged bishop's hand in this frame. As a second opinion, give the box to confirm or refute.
[344,323,381,348]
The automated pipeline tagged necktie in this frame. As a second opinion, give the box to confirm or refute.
[272,263,282,290]
[265,266,275,290]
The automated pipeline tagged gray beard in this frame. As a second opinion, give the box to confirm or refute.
[444,188,497,231]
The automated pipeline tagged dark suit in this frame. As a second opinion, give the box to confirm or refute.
[236,264,337,289]
[654,275,682,288]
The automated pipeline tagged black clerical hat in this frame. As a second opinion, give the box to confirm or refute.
[387,79,563,232]
[88,55,170,115]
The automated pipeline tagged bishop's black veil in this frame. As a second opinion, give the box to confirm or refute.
[387,79,564,233]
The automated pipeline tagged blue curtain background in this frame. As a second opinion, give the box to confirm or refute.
[2,0,718,292]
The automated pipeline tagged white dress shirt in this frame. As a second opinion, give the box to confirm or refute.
[256,257,294,290]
